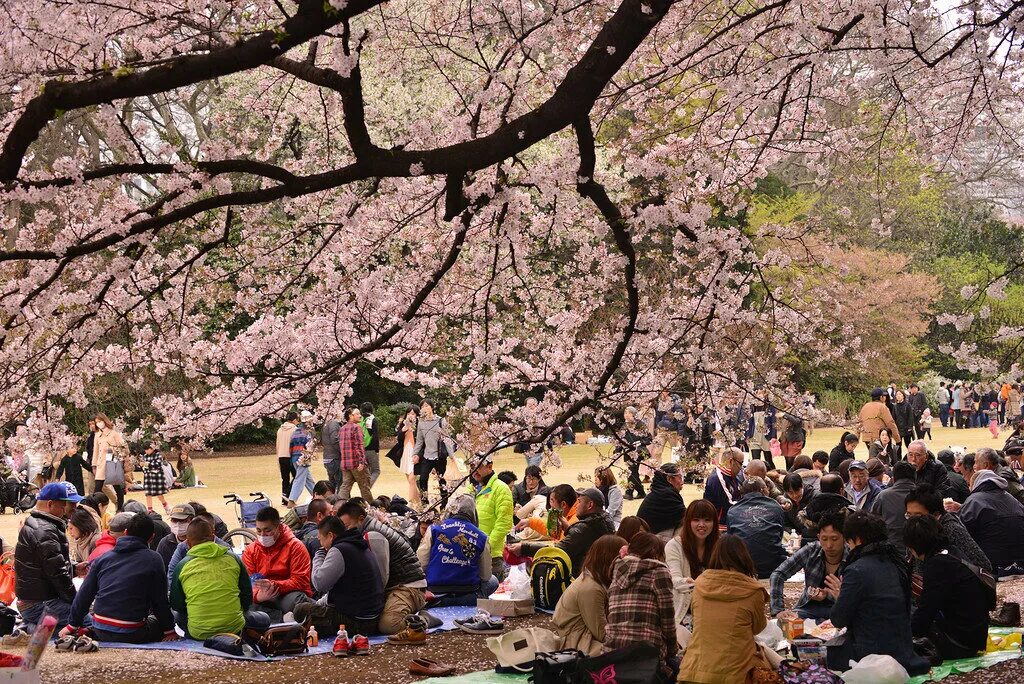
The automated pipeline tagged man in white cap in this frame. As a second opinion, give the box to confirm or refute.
[287,410,316,506]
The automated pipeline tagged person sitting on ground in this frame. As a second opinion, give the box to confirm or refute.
[553,534,627,656]
[770,511,848,620]
[904,515,993,660]
[702,448,744,524]
[338,501,426,634]
[88,512,134,563]
[156,503,196,568]
[936,449,969,504]
[603,533,678,679]
[241,506,313,621]
[511,465,550,520]
[744,460,787,508]
[187,501,228,539]
[417,494,498,606]
[790,454,821,492]
[67,507,101,564]
[865,457,888,486]
[297,498,331,558]
[170,518,270,639]
[904,485,991,572]
[825,511,929,675]
[615,516,650,544]
[870,461,918,555]
[845,460,882,511]
[283,480,335,532]
[906,440,951,498]
[829,432,860,473]
[782,473,815,540]
[80,492,111,531]
[726,476,787,579]
[665,500,719,633]
[869,428,900,467]
[511,488,616,577]
[594,467,623,529]
[293,515,384,636]
[974,447,1024,506]
[15,482,81,631]
[518,483,579,541]
[121,499,172,550]
[679,535,773,684]
[811,451,829,475]
[955,468,1024,577]
[63,514,176,644]
[172,450,197,488]
[637,463,687,540]
[165,512,233,585]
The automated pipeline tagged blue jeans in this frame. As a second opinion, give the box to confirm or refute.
[939,404,950,427]
[176,608,270,639]
[323,460,341,492]
[20,598,74,635]
[428,576,499,608]
[525,451,544,468]
[288,464,314,503]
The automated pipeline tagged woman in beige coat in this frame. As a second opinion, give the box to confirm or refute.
[552,534,626,655]
[92,412,129,510]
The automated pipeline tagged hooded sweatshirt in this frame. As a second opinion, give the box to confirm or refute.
[241,524,312,597]
[679,568,769,684]
[603,556,677,672]
[959,469,1024,575]
[637,471,686,535]
[170,541,252,639]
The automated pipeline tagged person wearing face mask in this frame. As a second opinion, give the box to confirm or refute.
[156,504,197,568]
[241,507,313,621]
[91,412,129,511]
[15,482,82,632]
[165,512,233,586]
[170,518,271,640]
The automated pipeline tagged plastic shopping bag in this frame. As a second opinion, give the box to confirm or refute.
[506,563,533,600]
[840,654,908,684]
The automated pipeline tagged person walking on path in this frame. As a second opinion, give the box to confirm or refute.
[287,411,315,505]
[320,412,341,492]
[414,399,452,501]
[360,402,381,487]
[275,412,298,504]
[339,407,373,502]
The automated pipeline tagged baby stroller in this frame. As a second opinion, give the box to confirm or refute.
[0,476,36,515]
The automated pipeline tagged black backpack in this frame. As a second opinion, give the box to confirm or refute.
[530,547,572,610]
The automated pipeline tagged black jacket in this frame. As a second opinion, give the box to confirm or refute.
[912,552,992,657]
[959,471,1024,576]
[828,443,857,473]
[913,458,951,498]
[891,401,915,440]
[944,465,970,504]
[908,392,927,420]
[799,492,851,542]
[552,511,616,577]
[361,516,425,588]
[15,510,76,604]
[637,472,686,535]
[511,481,550,508]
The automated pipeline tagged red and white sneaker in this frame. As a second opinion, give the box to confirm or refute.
[350,634,370,656]
[332,634,351,657]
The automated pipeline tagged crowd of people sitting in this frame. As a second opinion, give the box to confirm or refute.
[8,390,1024,684]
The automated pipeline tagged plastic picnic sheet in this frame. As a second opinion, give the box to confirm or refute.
[907,649,1021,683]
[418,671,527,684]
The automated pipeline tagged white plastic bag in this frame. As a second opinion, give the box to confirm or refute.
[507,564,532,600]
[841,654,909,684]
[754,620,785,650]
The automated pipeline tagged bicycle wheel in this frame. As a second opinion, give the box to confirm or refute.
[224,528,257,553]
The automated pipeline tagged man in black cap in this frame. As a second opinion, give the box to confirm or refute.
[858,388,901,446]
[510,487,614,577]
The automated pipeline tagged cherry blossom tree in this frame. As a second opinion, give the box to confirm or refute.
[2,0,1023,452]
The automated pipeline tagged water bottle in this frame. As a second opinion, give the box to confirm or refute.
[336,624,349,643]
[307,625,319,647]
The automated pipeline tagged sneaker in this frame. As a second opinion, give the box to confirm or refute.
[54,635,77,652]
[458,613,504,635]
[2,629,29,647]
[73,636,99,653]
[387,615,427,645]
[350,634,370,656]
[454,610,491,626]
[332,634,351,658]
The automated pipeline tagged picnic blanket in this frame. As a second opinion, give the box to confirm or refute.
[94,605,479,661]
[907,649,1020,683]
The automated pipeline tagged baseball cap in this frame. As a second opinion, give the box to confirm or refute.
[169,503,196,521]
[848,460,868,472]
[870,388,886,399]
[300,410,314,421]
[580,487,606,508]
[37,482,83,503]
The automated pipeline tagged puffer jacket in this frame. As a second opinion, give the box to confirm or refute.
[959,470,1024,576]
[360,516,425,588]
[241,524,312,596]
[15,510,76,604]
[472,473,514,558]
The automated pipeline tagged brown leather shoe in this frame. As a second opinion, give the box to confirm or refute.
[409,658,455,676]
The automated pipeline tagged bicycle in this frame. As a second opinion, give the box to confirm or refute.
[223,492,271,552]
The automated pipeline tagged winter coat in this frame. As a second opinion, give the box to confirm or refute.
[702,466,743,523]
[828,439,858,473]
[726,493,788,579]
[678,569,770,684]
[891,401,915,441]
[912,551,992,655]
[241,524,313,597]
[908,391,928,420]
[845,479,882,511]
[511,480,550,508]
[88,532,117,563]
[604,484,623,528]
[603,557,677,673]
[472,472,514,558]
[913,457,951,498]
[552,570,607,656]
[15,510,76,604]
[170,541,251,639]
[799,491,852,543]
[637,471,686,536]
[321,419,340,463]
[858,401,900,444]
[944,465,970,504]
[55,453,87,498]
[69,536,174,635]
[827,542,929,675]
[314,527,385,619]
[868,440,899,467]
[522,510,616,577]
[939,512,992,572]
[870,478,918,553]
[958,470,1024,576]
[92,428,128,481]
[360,516,425,588]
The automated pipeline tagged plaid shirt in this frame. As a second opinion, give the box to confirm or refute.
[338,421,366,470]
[604,557,677,671]
[769,541,847,614]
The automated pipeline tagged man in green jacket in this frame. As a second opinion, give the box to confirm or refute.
[169,518,270,639]
[470,456,513,580]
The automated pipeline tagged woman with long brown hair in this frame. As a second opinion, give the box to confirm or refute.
[678,535,773,683]
[665,500,719,629]
[552,534,627,655]
[594,466,623,528]
[92,412,129,510]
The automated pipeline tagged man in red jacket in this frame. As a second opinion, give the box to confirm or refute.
[241,507,312,621]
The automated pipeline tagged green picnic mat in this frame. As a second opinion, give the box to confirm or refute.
[419,671,526,684]
[907,628,1022,684]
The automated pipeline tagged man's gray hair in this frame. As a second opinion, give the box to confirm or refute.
[108,512,135,533]
[975,447,999,469]
[908,439,928,454]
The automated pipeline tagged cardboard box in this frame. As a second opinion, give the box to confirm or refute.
[477,597,535,617]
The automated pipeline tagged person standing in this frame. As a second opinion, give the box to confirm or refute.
[275,412,298,504]
[55,444,88,499]
[287,411,315,506]
[82,420,97,495]
[320,411,341,493]
[339,406,373,502]
[385,405,422,511]
[891,390,915,450]
[360,402,381,487]
[414,399,450,500]
[908,384,928,439]
[935,382,951,429]
[951,382,963,429]
[857,389,900,446]
[142,443,171,514]
[92,413,129,511]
